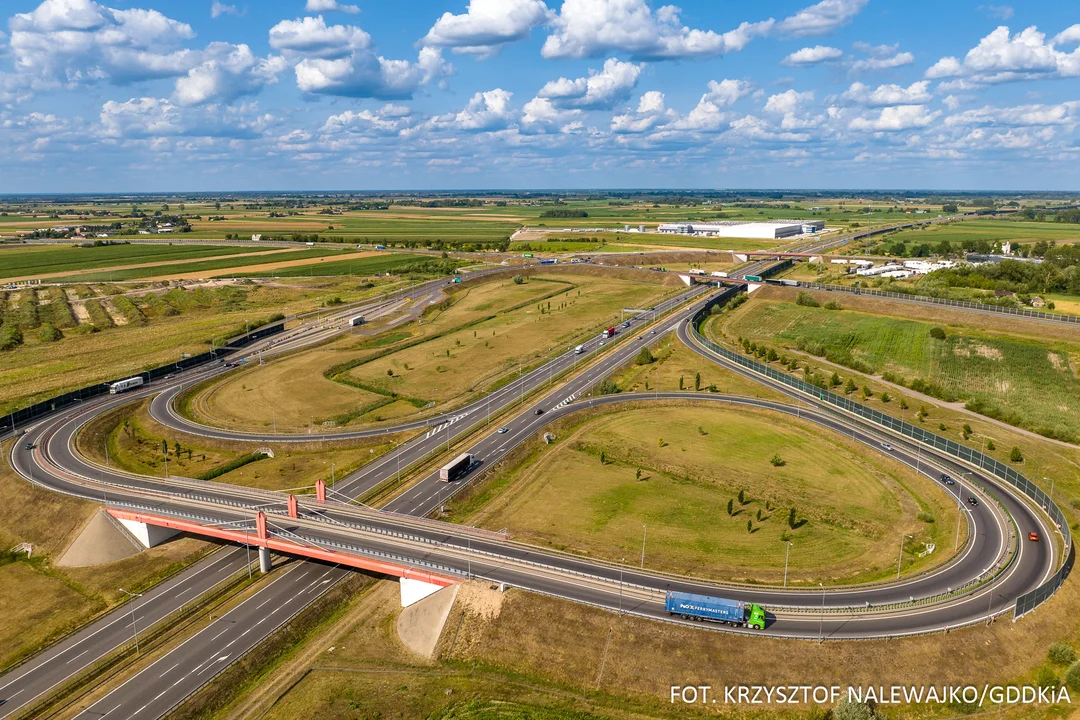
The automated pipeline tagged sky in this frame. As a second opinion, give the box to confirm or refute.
[0,0,1078,192]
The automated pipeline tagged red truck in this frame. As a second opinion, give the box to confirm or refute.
[603,327,615,338]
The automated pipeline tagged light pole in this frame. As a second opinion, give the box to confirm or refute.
[818,582,825,643]
[896,534,912,579]
[783,541,793,588]
[619,558,625,615]
[163,452,169,479]
[640,524,647,568]
[955,508,963,550]
[119,588,143,654]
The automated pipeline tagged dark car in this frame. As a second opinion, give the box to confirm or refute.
[533,408,545,416]
[967,497,979,507]
[939,473,955,485]
[24,441,34,450]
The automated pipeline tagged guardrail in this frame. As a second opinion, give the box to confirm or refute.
[788,281,1080,326]
[690,290,1074,621]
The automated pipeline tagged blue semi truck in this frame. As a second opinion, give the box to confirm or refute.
[665,591,766,630]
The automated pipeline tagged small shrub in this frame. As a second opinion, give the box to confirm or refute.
[1009,446,1024,463]
[795,291,820,308]
[917,512,935,523]
[938,423,947,431]
[38,323,62,342]
[880,392,891,403]
[770,454,786,467]
[898,398,909,410]
[727,499,734,516]
[1065,660,1080,692]
[635,346,655,365]
[823,300,842,310]
[844,378,857,394]
[1049,643,1077,666]
[929,326,946,339]
[987,439,996,451]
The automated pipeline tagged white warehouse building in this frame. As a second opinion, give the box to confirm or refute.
[656,219,824,240]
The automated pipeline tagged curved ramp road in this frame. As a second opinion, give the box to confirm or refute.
[0,282,1066,720]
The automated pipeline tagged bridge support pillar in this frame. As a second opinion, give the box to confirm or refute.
[287,495,298,519]
[400,576,446,607]
[259,546,271,573]
[316,479,326,503]
[256,511,267,540]
[116,518,180,549]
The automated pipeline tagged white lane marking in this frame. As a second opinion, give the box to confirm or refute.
[65,649,90,665]
[159,662,179,678]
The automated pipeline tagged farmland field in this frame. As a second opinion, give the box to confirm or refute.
[231,252,456,278]
[189,274,678,431]
[0,279,402,415]
[0,242,270,280]
[869,219,1080,253]
[462,404,958,585]
[50,246,361,282]
[718,297,1080,442]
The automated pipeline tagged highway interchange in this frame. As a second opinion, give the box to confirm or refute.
[0,255,1070,720]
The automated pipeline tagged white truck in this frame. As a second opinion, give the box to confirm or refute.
[109,376,145,394]
[574,345,584,354]
[710,271,729,278]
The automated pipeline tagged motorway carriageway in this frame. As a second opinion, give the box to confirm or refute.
[0,283,1061,719]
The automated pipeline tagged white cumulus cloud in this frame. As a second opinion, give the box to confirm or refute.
[782,45,843,66]
[840,81,932,107]
[422,0,552,57]
[305,0,360,14]
[172,43,287,106]
[774,0,867,37]
[211,2,242,19]
[611,91,676,133]
[536,58,642,110]
[925,25,1080,85]
[849,104,941,131]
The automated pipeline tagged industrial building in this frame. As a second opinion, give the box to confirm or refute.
[656,219,824,239]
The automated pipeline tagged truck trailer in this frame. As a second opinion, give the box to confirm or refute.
[109,376,145,394]
[438,452,474,482]
[574,345,584,354]
[350,315,366,327]
[665,591,766,629]
[603,326,615,338]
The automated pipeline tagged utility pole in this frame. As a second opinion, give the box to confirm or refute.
[640,524,647,568]
[619,558,625,615]
[818,582,825,643]
[897,534,912,579]
[784,541,793,588]
[119,588,143,654]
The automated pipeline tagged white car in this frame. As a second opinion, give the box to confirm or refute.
[880,441,894,452]
[497,426,509,434]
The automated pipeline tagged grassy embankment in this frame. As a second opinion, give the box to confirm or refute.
[222,572,1080,720]
[187,274,678,432]
[456,404,959,586]
[720,289,1080,443]
[76,399,408,492]
[704,287,1080,532]
[0,440,211,671]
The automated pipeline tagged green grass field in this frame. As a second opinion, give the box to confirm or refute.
[231,252,454,278]
[467,404,956,585]
[51,246,358,282]
[0,279,400,415]
[192,274,676,431]
[0,243,269,280]
[721,298,1080,442]
[873,219,1080,251]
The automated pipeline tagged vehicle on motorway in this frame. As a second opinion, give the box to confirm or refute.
[688,268,706,276]
[744,274,763,282]
[1029,531,1040,542]
[710,271,728,278]
[574,345,584,354]
[23,441,34,450]
[598,340,605,346]
[665,591,766,630]
[522,253,534,258]
[350,315,366,326]
[939,473,955,485]
[539,258,557,265]
[497,426,509,433]
[880,441,894,451]
[533,408,544,415]
[603,326,615,338]
[109,376,145,394]
[622,321,630,328]
[438,452,475,482]
[779,279,800,287]
[967,497,979,507]
[375,245,387,250]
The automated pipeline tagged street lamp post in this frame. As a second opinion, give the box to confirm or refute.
[896,534,913,579]
[818,583,825,643]
[955,508,963,550]
[619,558,625,615]
[119,588,143,654]
[640,524,647,568]
[783,541,793,588]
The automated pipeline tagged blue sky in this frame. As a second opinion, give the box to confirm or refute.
[0,0,1078,192]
